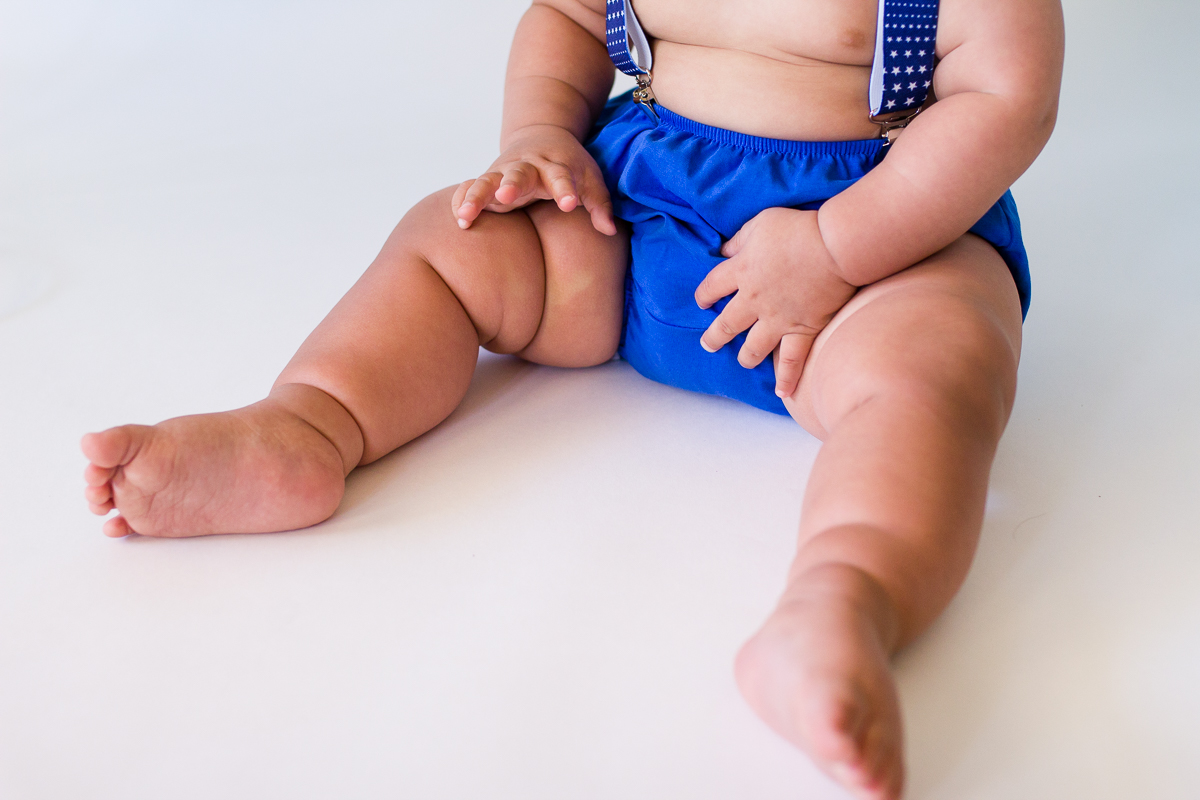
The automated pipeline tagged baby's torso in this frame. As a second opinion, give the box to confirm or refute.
[616,0,918,141]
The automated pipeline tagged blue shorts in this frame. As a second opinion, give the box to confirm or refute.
[585,91,1031,416]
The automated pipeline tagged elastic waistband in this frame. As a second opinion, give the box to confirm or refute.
[652,104,884,157]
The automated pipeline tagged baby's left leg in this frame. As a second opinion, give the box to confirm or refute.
[734,234,1023,800]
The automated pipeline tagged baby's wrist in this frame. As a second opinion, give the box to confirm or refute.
[803,208,855,288]
[500,122,579,151]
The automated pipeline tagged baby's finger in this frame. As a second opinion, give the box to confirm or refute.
[774,332,816,399]
[719,216,758,257]
[457,173,504,228]
[695,259,739,310]
[496,163,538,206]
[539,162,580,212]
[737,320,782,369]
[578,168,617,235]
[587,200,618,236]
[700,295,757,354]
[451,180,472,218]
[462,172,503,210]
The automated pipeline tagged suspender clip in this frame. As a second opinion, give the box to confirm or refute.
[870,108,921,143]
[633,73,659,121]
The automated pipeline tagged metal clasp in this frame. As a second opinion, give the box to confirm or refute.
[869,107,922,146]
[633,72,659,121]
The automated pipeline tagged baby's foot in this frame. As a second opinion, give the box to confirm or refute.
[735,565,904,800]
[81,397,350,538]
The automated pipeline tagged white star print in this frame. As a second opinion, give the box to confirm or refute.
[886,99,896,109]
[905,66,914,74]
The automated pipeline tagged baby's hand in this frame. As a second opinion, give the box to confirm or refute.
[452,124,617,235]
[695,208,856,399]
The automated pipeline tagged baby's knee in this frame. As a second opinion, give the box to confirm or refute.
[395,187,507,255]
[388,187,548,351]
[888,332,1014,434]
[823,302,1018,436]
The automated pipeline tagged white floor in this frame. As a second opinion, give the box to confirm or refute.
[2,1,1198,797]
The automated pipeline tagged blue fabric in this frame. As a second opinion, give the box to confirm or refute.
[585,91,1032,416]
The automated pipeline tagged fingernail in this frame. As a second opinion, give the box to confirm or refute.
[700,341,717,353]
[775,387,786,398]
[457,218,469,229]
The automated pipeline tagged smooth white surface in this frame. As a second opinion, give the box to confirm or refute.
[2,1,1198,797]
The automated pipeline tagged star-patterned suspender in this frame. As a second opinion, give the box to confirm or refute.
[869,0,939,143]
[605,0,658,119]
[604,0,939,140]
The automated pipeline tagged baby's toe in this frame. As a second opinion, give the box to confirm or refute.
[795,681,870,761]
[829,715,902,800]
[81,425,149,469]
[89,500,115,516]
[85,483,112,506]
[103,515,134,538]
[859,719,904,799]
[83,462,115,486]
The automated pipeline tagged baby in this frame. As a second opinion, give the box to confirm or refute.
[81,0,1063,797]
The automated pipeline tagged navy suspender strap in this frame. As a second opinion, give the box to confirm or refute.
[605,0,658,119]
[605,0,653,78]
[869,0,939,142]
[604,0,939,141]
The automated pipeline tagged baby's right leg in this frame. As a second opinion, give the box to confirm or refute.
[82,188,627,537]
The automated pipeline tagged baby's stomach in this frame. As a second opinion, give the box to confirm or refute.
[648,41,883,142]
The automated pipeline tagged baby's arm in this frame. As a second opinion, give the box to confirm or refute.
[696,0,1064,397]
[818,0,1065,283]
[453,0,618,234]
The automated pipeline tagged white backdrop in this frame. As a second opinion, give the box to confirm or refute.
[2,1,1198,798]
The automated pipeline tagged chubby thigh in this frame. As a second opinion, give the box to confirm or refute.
[385,186,627,368]
[784,233,1025,441]
[516,199,629,367]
